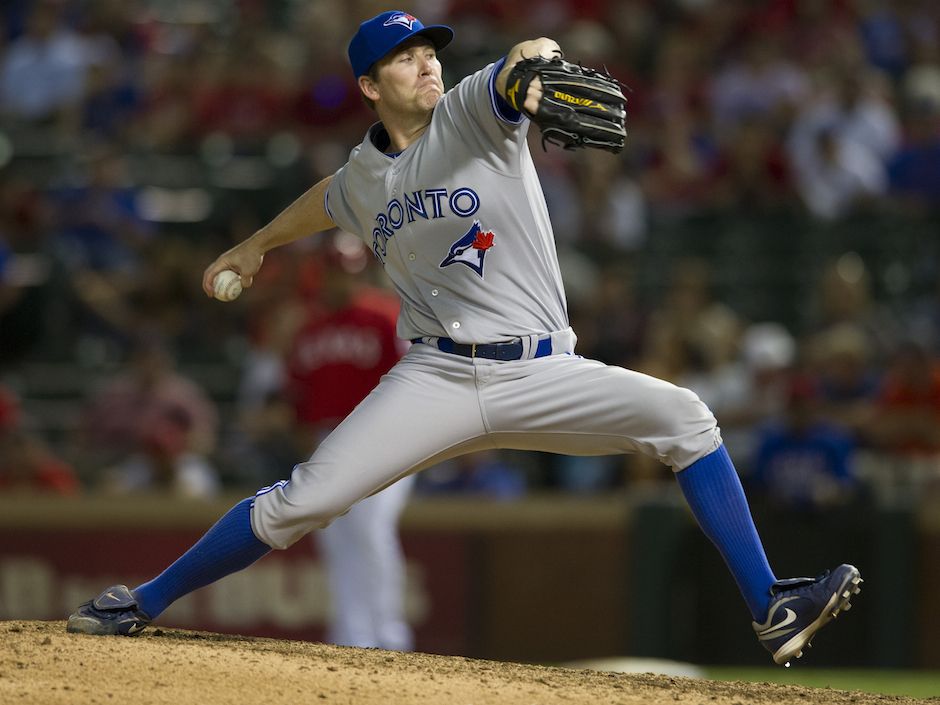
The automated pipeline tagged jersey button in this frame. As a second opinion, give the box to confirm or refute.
[452,321,460,329]
[409,253,416,261]
[431,289,439,296]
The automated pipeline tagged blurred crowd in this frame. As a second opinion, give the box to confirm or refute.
[1,0,940,509]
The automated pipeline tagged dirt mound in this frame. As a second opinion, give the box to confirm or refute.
[0,621,927,705]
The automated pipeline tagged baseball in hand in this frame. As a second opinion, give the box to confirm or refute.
[213,270,243,301]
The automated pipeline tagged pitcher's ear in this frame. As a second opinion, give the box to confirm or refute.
[359,74,380,102]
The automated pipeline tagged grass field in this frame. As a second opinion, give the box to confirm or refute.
[706,667,940,699]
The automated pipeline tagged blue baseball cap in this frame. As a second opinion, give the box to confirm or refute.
[348,10,454,79]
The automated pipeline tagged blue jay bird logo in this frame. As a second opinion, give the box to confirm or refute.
[440,220,495,278]
[384,13,417,30]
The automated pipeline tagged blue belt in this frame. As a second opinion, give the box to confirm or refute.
[412,336,553,361]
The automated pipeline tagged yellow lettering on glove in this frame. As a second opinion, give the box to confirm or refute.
[553,91,607,111]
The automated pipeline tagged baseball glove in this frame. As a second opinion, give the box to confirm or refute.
[504,56,627,153]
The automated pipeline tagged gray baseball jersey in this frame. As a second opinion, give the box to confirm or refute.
[251,59,720,550]
[325,60,568,343]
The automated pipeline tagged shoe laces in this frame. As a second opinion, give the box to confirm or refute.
[770,569,830,597]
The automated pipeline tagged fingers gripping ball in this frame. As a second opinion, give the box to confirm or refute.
[506,56,628,153]
[213,270,243,301]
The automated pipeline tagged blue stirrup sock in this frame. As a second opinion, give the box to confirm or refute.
[133,497,271,619]
[676,444,777,621]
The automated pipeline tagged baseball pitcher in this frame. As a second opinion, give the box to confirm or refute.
[69,10,861,666]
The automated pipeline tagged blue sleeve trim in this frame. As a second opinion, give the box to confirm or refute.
[489,56,525,125]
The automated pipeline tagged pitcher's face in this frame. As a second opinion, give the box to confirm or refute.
[368,38,444,116]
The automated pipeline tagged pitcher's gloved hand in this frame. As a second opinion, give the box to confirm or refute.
[505,56,628,153]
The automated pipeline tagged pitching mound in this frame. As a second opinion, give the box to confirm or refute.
[0,621,924,705]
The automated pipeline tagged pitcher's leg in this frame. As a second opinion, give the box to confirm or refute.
[483,356,774,619]
[252,348,489,549]
[483,356,720,467]
[676,445,776,620]
[67,497,271,633]
[69,347,486,635]
[132,498,270,620]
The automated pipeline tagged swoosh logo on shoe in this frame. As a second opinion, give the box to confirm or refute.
[105,591,118,601]
[126,623,146,635]
[758,607,798,640]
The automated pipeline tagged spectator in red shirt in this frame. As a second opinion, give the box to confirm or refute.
[287,256,405,435]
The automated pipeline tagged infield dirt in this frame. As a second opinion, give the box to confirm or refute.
[1,620,933,705]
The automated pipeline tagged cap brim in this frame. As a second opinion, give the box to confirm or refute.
[382,25,453,65]
[413,25,454,51]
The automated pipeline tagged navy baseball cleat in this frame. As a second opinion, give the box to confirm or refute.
[66,585,152,636]
[753,564,862,666]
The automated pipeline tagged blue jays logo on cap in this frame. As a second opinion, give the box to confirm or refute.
[440,221,495,278]
[384,12,417,30]
[348,10,454,78]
